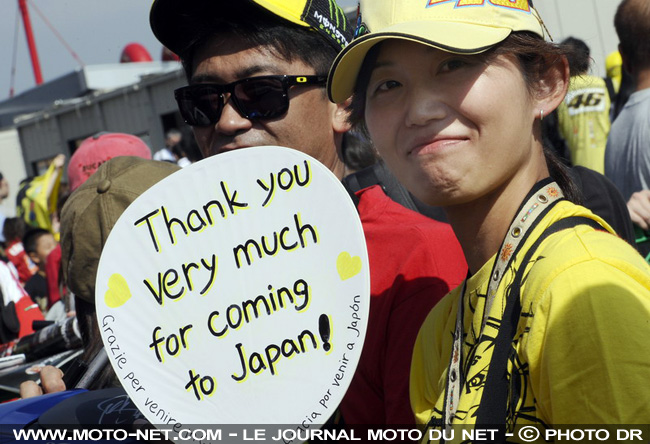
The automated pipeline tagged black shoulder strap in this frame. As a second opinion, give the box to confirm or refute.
[475,216,604,435]
[342,177,361,210]
[343,162,420,211]
[342,162,382,193]
[342,162,449,221]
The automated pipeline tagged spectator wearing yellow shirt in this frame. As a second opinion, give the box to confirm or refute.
[556,37,611,174]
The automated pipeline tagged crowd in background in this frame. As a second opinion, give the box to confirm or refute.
[0,128,205,344]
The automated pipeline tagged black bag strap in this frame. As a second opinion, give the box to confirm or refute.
[343,162,419,211]
[475,216,605,436]
[343,177,361,211]
[342,162,448,221]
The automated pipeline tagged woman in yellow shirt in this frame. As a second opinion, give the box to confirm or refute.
[328,0,650,437]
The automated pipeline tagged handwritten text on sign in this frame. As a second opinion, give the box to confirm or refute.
[96,147,370,427]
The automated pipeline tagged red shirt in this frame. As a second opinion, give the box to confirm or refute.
[339,185,467,425]
[45,244,63,307]
[4,240,37,285]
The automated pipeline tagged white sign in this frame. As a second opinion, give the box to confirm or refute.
[95,146,370,428]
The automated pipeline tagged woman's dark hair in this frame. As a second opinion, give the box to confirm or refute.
[341,132,379,172]
[349,32,582,203]
[561,36,591,75]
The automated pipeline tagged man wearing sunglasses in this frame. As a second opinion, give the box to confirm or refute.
[151,2,350,179]
[149,0,468,426]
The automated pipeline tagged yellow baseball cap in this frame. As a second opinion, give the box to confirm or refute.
[606,50,623,79]
[328,0,546,103]
[150,0,352,56]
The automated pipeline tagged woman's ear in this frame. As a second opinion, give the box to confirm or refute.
[535,55,570,115]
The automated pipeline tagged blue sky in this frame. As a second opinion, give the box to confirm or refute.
[0,0,359,100]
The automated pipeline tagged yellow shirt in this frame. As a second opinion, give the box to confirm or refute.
[557,75,611,174]
[411,201,650,438]
[16,160,62,235]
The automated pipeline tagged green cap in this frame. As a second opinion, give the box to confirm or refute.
[61,157,180,303]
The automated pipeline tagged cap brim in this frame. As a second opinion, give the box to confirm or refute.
[328,20,511,103]
[150,1,281,57]
[150,0,200,56]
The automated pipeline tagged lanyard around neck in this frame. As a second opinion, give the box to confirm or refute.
[442,179,564,429]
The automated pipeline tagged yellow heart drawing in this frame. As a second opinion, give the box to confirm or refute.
[104,273,132,308]
[337,252,362,281]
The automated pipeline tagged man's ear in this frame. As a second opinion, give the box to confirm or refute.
[331,98,352,134]
[535,55,570,117]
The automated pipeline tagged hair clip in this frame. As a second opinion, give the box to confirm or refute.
[531,4,553,42]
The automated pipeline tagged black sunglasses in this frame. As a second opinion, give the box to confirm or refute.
[174,75,327,127]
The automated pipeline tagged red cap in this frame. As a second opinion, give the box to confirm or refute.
[68,133,152,191]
